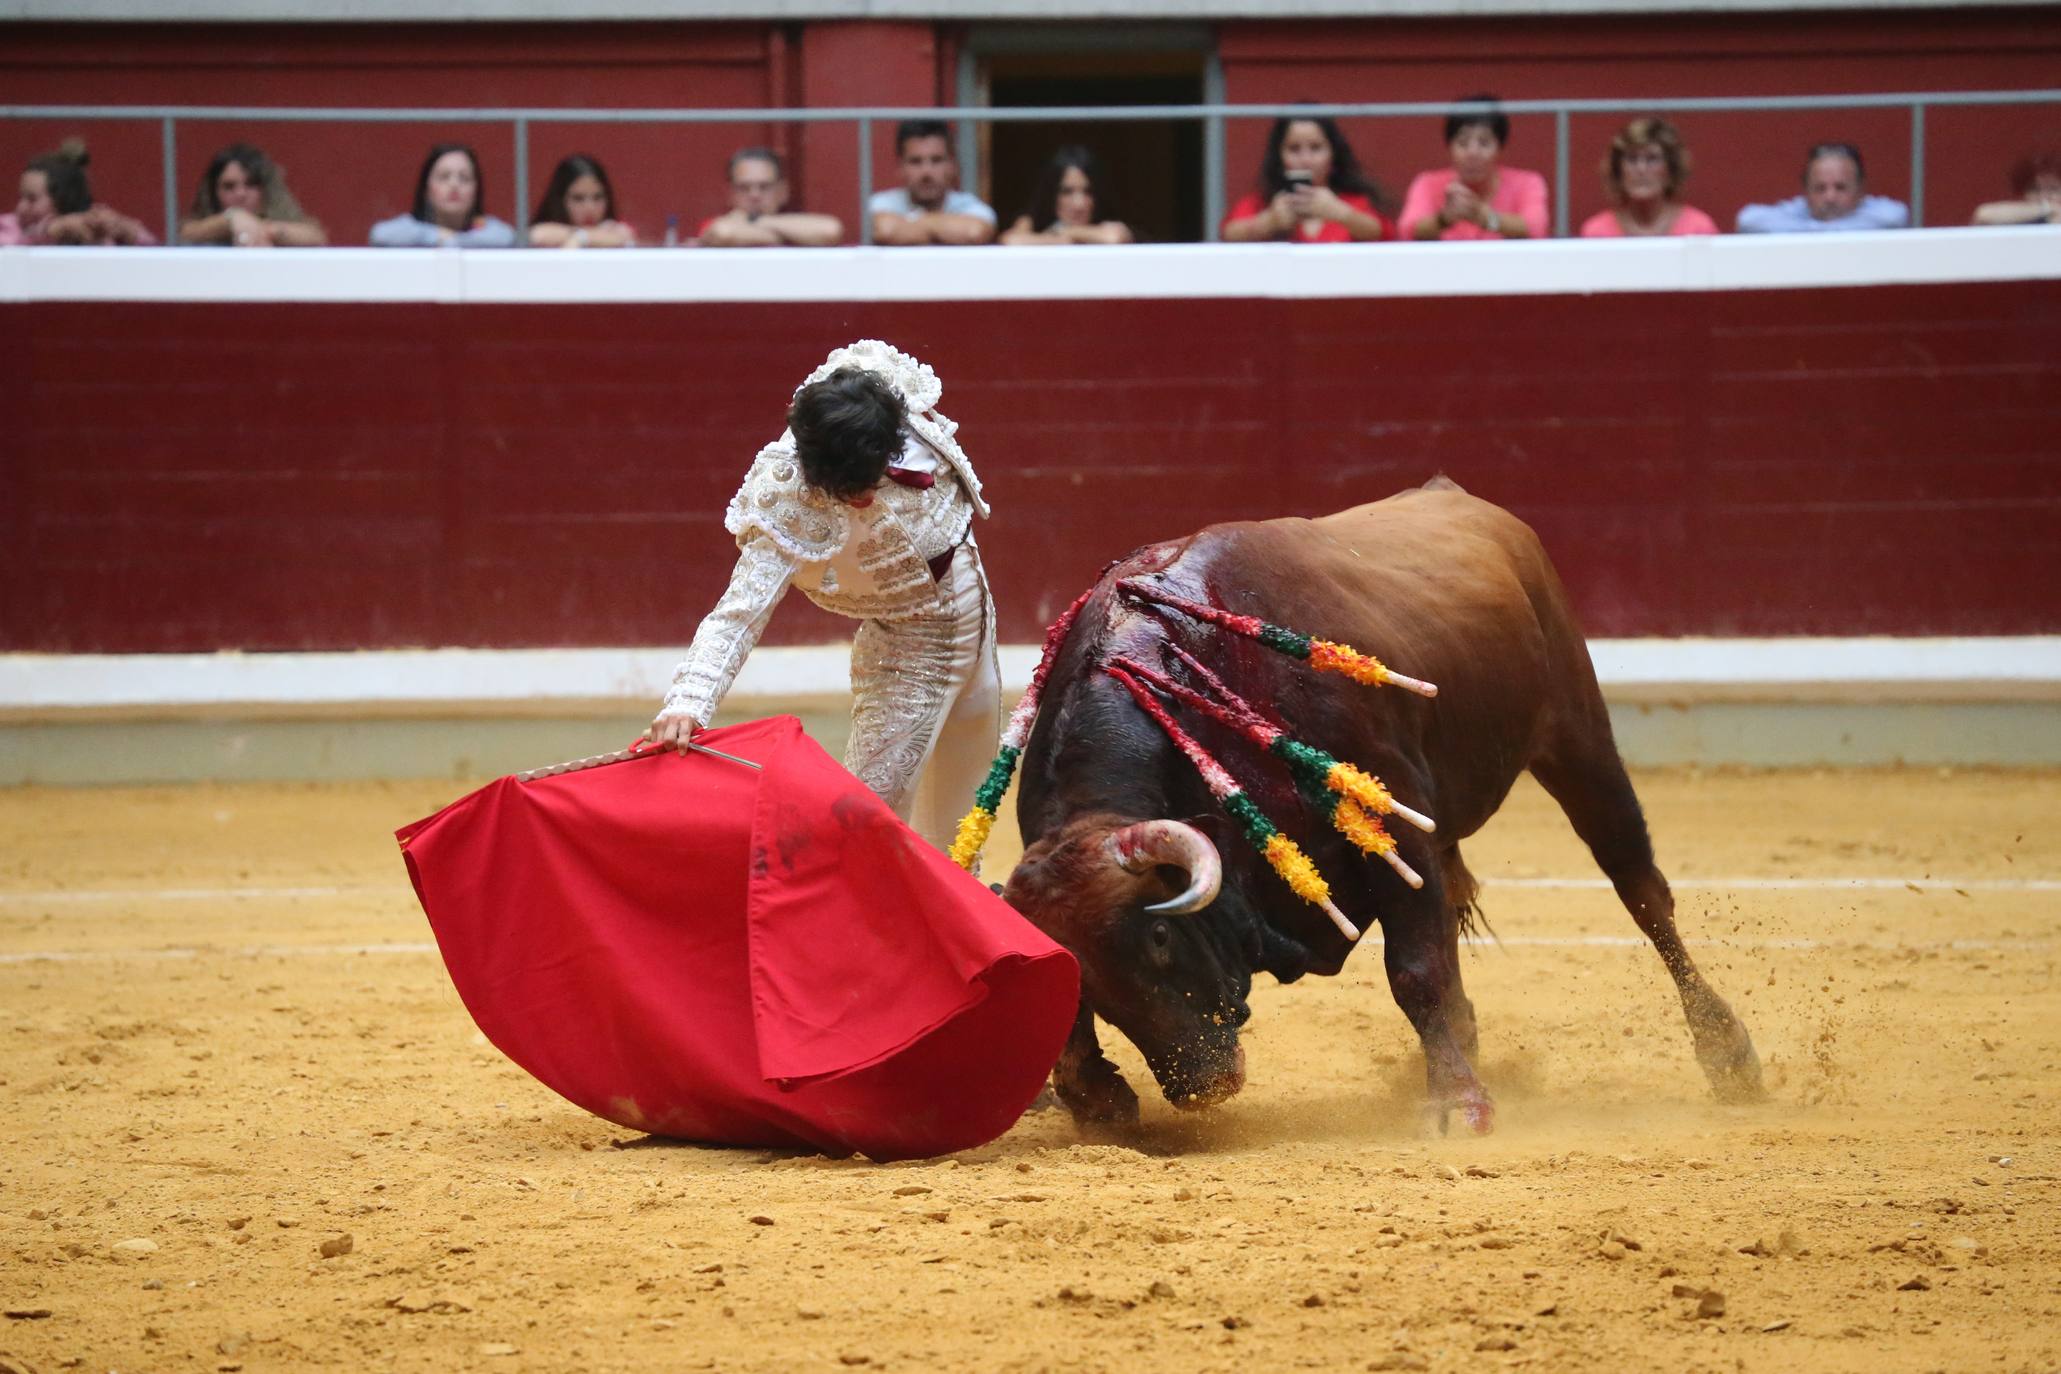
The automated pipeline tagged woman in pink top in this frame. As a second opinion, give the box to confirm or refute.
[1579,118,1720,238]
[1400,95,1550,241]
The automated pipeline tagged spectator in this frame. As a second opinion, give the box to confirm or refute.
[1971,152,2061,226]
[868,120,995,246]
[1400,95,1549,241]
[369,144,517,248]
[1735,142,1909,233]
[0,139,156,246]
[526,153,636,248]
[1220,115,1391,243]
[1001,145,1134,245]
[178,142,326,248]
[1579,118,1718,238]
[698,147,843,247]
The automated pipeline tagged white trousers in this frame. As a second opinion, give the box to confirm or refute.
[843,540,1001,851]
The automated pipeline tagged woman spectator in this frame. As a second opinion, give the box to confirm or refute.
[1000,146,1133,245]
[526,153,636,248]
[1578,118,1718,238]
[0,139,156,246]
[1971,152,2061,226]
[369,144,516,248]
[178,142,326,247]
[1400,95,1550,241]
[1220,114,1392,243]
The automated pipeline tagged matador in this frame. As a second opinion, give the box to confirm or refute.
[647,340,1001,851]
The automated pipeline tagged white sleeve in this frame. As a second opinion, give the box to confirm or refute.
[656,533,800,725]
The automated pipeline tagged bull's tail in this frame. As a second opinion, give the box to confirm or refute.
[1439,845,1495,944]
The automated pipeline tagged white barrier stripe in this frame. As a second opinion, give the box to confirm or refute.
[1,935,2047,965]
[8,636,2061,714]
[2,875,2055,906]
[11,232,2061,306]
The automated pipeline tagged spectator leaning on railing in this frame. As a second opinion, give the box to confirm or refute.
[1000,145,1133,246]
[1220,113,1392,243]
[1400,95,1549,241]
[699,148,843,247]
[526,154,636,248]
[1735,142,1909,233]
[868,120,995,246]
[1579,118,1718,238]
[179,142,326,248]
[1971,152,2061,226]
[1,139,156,246]
[370,143,517,248]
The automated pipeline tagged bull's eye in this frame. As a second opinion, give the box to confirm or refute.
[1148,919,1174,966]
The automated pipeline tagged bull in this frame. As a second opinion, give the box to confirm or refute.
[1002,482,1764,1133]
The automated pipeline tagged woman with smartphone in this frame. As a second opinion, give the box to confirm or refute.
[1221,114,1393,243]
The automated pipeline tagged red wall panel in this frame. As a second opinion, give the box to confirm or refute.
[4,281,2056,654]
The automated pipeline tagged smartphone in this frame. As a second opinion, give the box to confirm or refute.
[1284,169,1314,189]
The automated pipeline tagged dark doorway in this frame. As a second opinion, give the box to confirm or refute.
[979,50,1207,244]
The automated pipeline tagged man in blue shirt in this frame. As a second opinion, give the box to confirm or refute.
[868,120,997,245]
[1736,141,1911,233]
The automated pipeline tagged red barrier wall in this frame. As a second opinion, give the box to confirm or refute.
[5,280,2056,653]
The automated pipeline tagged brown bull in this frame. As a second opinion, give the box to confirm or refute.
[1002,482,1764,1133]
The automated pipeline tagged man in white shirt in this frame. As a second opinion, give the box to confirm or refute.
[1735,142,1911,234]
[867,120,997,246]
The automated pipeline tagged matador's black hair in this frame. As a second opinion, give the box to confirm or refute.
[789,367,906,500]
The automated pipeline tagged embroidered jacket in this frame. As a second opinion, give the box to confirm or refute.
[660,341,989,725]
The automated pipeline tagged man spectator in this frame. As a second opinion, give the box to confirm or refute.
[868,120,996,245]
[698,148,844,247]
[1735,142,1910,233]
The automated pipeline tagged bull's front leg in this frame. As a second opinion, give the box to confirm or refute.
[1383,904,1494,1135]
[1051,999,1139,1126]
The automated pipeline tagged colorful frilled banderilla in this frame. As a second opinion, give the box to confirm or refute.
[949,586,1096,870]
[951,575,1443,926]
[1115,579,1440,698]
[1103,662,1363,942]
[1108,649,1436,891]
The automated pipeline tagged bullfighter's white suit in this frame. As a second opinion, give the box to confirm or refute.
[656,340,1000,850]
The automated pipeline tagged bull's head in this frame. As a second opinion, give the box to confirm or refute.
[1004,814,1256,1110]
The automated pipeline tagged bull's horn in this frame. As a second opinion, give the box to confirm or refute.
[1106,820,1223,915]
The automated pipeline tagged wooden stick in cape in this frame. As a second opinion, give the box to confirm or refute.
[1112,653,1430,890]
[1104,663,1361,942]
[949,585,1097,870]
[1115,578,1439,698]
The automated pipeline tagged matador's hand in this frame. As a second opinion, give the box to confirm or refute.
[645,714,704,755]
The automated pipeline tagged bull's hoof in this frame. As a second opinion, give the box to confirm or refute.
[1053,1066,1140,1127]
[1694,1017,1768,1104]
[1425,1090,1496,1137]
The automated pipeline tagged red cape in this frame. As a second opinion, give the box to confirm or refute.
[397,716,1078,1161]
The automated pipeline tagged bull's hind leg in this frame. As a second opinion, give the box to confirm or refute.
[1438,846,1483,1061]
[1381,871,1495,1134]
[1530,751,1765,1103]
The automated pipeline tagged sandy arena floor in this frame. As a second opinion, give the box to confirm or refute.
[2,765,2058,1374]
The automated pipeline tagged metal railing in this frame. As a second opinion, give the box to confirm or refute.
[6,89,2058,243]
